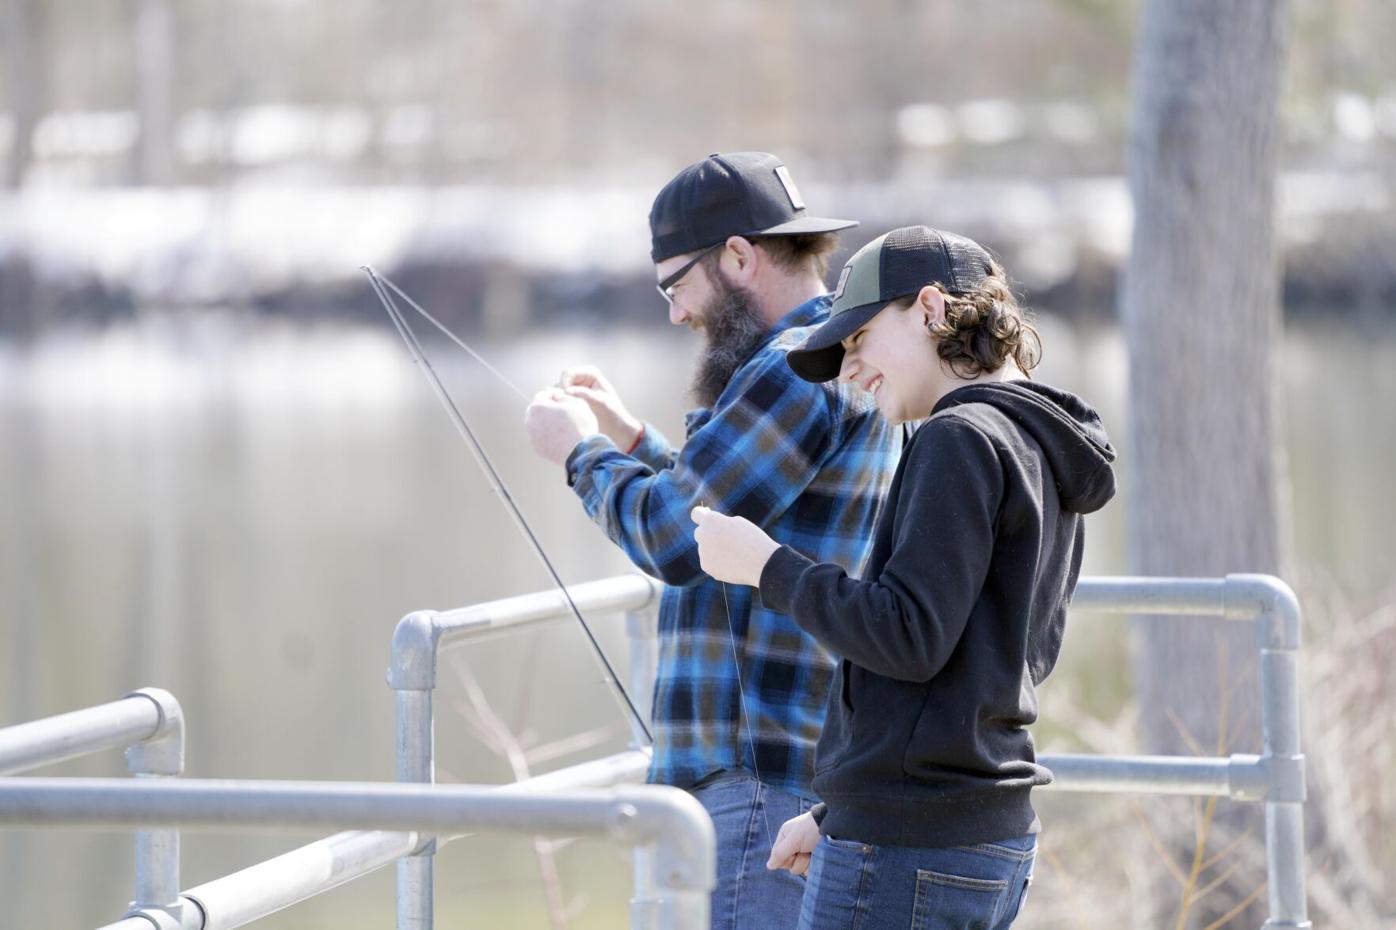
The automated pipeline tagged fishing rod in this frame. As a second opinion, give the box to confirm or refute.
[372,272,530,403]
[361,266,653,747]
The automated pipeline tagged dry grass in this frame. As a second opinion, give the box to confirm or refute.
[423,573,1396,929]
[1025,573,1396,929]
[437,644,625,930]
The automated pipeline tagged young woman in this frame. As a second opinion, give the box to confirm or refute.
[692,225,1116,930]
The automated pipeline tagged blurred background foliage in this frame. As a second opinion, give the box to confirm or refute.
[1,1,1393,928]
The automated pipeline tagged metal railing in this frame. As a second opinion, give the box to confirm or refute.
[0,577,674,930]
[106,750,659,930]
[0,777,715,930]
[1039,574,1309,930]
[387,571,1310,930]
[0,688,186,925]
[387,572,663,930]
[0,571,1309,930]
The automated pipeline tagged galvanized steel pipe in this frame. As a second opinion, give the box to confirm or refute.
[1,778,715,928]
[94,918,161,930]
[0,696,163,776]
[133,750,650,930]
[1039,753,1269,799]
[431,574,660,649]
[123,689,186,924]
[394,688,434,930]
[1263,802,1311,929]
[1233,576,1311,929]
[1069,576,1228,616]
[183,830,420,930]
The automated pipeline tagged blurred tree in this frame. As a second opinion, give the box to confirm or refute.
[130,0,175,185]
[1121,0,1297,926]
[3,0,38,188]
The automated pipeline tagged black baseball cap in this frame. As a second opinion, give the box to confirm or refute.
[786,225,995,383]
[649,152,858,263]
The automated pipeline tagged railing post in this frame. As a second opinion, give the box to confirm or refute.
[390,612,441,930]
[626,596,661,929]
[630,844,661,930]
[121,689,185,930]
[1226,575,1311,929]
[637,791,714,930]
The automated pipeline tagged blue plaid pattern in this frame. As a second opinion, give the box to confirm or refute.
[567,297,899,799]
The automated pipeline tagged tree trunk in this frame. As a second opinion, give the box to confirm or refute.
[1122,0,1293,924]
[130,0,175,185]
[3,0,38,189]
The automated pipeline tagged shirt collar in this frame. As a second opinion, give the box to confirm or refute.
[761,295,831,350]
[683,295,831,436]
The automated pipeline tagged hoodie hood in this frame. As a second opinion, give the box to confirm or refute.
[933,380,1117,514]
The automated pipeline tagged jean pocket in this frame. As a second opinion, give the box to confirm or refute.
[822,835,872,854]
[952,839,1035,863]
[910,868,1010,930]
[998,872,1032,927]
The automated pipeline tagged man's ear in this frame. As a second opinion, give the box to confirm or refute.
[916,285,946,326]
[721,235,759,285]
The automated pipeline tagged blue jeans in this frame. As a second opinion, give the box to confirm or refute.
[796,833,1035,930]
[690,770,815,930]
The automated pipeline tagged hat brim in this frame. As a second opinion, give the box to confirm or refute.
[785,298,887,383]
[750,215,859,238]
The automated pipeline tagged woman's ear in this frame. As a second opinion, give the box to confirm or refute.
[916,285,945,326]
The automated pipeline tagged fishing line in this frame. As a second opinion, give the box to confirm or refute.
[363,266,653,747]
[721,578,775,847]
[374,270,530,403]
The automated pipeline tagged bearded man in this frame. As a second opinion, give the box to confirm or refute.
[524,152,899,930]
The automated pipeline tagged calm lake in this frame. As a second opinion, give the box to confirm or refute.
[0,312,1391,928]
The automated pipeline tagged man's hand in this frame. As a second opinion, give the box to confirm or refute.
[691,506,780,588]
[557,365,643,451]
[767,810,821,877]
[525,389,600,466]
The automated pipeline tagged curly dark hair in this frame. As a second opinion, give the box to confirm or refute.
[899,259,1042,379]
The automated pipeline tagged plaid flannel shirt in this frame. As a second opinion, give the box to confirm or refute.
[566,297,899,799]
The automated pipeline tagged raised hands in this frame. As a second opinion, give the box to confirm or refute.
[556,365,644,452]
[524,388,600,465]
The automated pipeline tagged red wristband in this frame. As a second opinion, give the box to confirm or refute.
[623,425,645,455]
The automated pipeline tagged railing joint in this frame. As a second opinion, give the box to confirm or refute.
[119,904,184,930]
[1223,573,1302,650]
[1222,753,1267,800]
[1259,752,1308,804]
[123,689,185,777]
[388,610,443,691]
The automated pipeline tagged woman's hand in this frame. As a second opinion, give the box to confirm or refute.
[766,810,821,877]
[691,506,780,588]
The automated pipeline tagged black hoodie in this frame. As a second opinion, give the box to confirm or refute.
[759,380,1116,848]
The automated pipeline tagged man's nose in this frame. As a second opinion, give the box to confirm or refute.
[669,301,687,326]
[837,355,859,383]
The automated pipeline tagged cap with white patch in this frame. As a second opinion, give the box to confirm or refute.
[649,152,857,263]
[786,225,995,383]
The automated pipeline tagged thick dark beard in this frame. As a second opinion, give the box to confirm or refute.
[690,277,768,408]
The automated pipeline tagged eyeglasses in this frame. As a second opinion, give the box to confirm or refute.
[655,242,722,305]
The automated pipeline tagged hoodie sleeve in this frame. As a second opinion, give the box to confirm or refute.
[759,415,1002,682]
